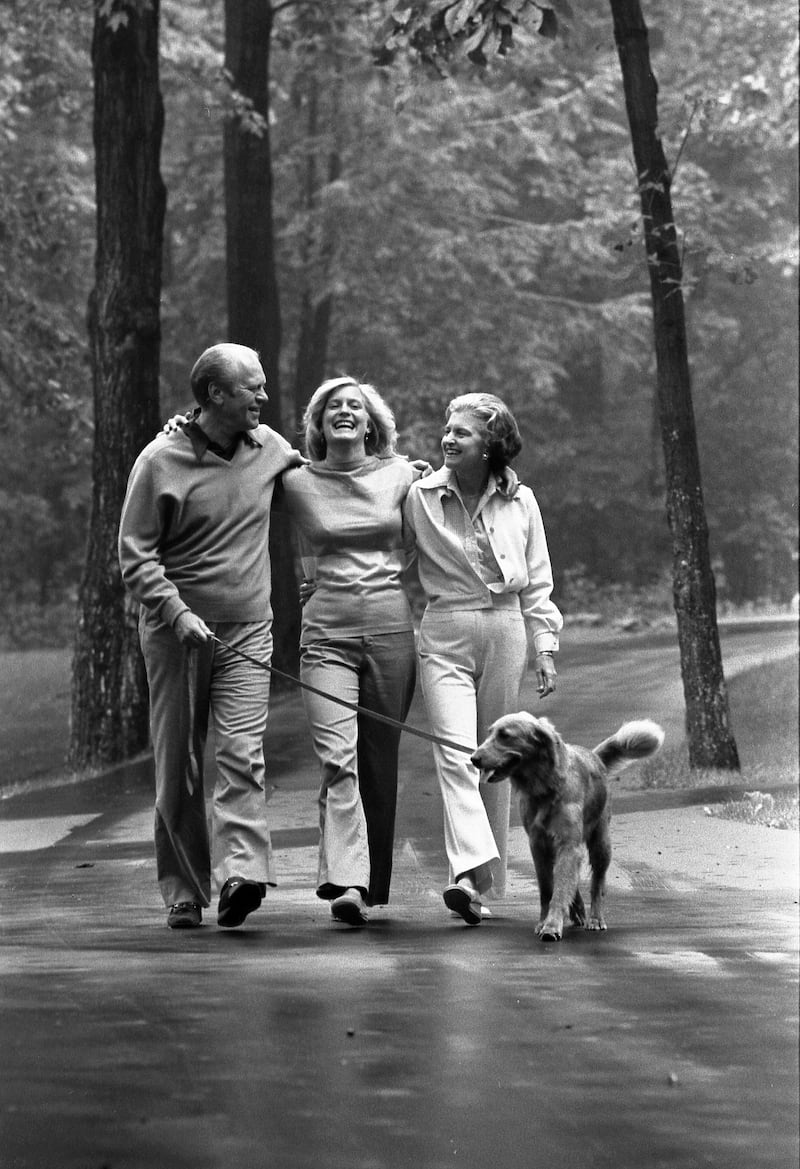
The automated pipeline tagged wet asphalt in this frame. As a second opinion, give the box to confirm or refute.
[1,624,798,1169]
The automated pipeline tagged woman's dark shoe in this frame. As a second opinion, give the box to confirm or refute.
[217,877,263,927]
[167,902,202,929]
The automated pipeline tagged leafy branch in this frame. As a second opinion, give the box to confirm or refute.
[373,0,567,69]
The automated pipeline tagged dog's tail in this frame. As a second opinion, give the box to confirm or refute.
[594,720,665,778]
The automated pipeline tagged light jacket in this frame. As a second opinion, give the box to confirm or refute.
[403,466,562,653]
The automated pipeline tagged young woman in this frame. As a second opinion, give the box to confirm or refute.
[281,378,420,926]
[403,392,562,925]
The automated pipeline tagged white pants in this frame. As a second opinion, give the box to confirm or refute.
[417,603,529,896]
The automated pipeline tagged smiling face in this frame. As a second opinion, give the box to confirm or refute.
[441,410,488,479]
[216,350,268,435]
[321,385,370,451]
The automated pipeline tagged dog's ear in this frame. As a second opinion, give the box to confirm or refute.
[527,717,564,784]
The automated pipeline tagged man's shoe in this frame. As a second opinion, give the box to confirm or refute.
[217,877,263,928]
[167,902,202,929]
[330,888,369,926]
[443,880,482,926]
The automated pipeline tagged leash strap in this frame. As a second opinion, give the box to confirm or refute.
[211,635,474,756]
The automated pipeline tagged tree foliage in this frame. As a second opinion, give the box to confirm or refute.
[0,0,796,656]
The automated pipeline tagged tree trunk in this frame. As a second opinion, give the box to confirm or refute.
[224,0,300,678]
[609,0,740,769]
[291,65,342,423]
[69,0,165,771]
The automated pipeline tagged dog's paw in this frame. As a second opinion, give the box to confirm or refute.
[536,918,563,942]
[586,915,607,931]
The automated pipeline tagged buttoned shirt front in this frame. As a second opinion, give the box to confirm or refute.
[403,467,562,653]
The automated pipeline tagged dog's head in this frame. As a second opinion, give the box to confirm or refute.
[472,713,564,786]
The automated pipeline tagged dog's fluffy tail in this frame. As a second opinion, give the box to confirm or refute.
[594,720,665,778]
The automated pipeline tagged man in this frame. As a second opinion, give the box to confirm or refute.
[119,343,302,929]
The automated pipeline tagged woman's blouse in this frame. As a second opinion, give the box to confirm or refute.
[403,466,563,654]
[282,456,417,646]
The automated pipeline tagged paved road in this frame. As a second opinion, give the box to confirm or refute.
[0,624,798,1169]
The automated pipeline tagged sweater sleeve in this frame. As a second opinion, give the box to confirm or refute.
[519,489,563,654]
[117,452,190,629]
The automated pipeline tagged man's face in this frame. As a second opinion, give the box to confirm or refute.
[220,354,268,432]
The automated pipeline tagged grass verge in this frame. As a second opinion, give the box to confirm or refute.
[638,652,799,827]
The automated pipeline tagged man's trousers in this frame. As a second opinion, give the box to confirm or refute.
[139,614,273,908]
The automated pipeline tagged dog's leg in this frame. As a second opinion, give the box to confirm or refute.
[537,841,582,942]
[586,818,612,931]
[530,830,554,934]
[569,888,586,928]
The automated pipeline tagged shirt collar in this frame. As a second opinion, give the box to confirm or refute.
[185,420,263,461]
[418,465,499,505]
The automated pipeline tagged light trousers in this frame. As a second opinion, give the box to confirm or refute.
[418,603,529,897]
[139,614,273,908]
[301,632,416,906]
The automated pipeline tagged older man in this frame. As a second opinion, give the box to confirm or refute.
[119,343,302,929]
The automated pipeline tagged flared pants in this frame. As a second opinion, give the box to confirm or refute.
[417,602,529,897]
[301,631,416,906]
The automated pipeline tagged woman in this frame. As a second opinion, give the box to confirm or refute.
[281,377,420,927]
[403,392,562,925]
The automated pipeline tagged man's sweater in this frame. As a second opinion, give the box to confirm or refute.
[118,423,296,627]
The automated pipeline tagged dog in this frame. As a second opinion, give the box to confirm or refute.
[472,715,664,941]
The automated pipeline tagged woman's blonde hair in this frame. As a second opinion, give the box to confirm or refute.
[447,392,522,472]
[302,377,397,462]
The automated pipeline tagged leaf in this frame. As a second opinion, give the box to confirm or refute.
[462,24,489,55]
[444,0,481,36]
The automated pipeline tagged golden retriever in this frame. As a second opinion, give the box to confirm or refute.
[472,715,664,941]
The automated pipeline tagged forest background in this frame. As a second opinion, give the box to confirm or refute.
[0,0,797,656]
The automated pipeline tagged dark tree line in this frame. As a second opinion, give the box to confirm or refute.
[61,0,796,771]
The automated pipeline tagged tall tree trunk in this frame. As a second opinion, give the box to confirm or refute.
[609,0,740,769]
[224,0,300,678]
[69,0,165,771]
[291,64,342,423]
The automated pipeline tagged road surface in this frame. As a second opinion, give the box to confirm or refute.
[0,624,797,1169]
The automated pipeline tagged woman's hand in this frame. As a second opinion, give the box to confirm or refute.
[496,466,519,498]
[535,651,557,698]
[410,458,434,478]
[298,578,317,607]
[162,409,196,435]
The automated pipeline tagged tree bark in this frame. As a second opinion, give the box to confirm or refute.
[69,0,165,771]
[291,48,342,423]
[224,0,300,678]
[609,0,740,769]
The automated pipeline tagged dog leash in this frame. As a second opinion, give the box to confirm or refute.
[211,635,474,755]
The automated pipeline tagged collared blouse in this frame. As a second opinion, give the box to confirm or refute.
[403,466,562,653]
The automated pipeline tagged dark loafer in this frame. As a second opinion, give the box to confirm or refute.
[167,902,202,929]
[217,877,263,928]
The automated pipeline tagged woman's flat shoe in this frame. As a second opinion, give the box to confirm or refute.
[443,882,482,926]
[330,888,369,926]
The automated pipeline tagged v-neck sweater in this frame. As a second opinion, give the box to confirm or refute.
[119,424,297,627]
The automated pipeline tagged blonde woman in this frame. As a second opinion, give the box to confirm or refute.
[282,378,421,926]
